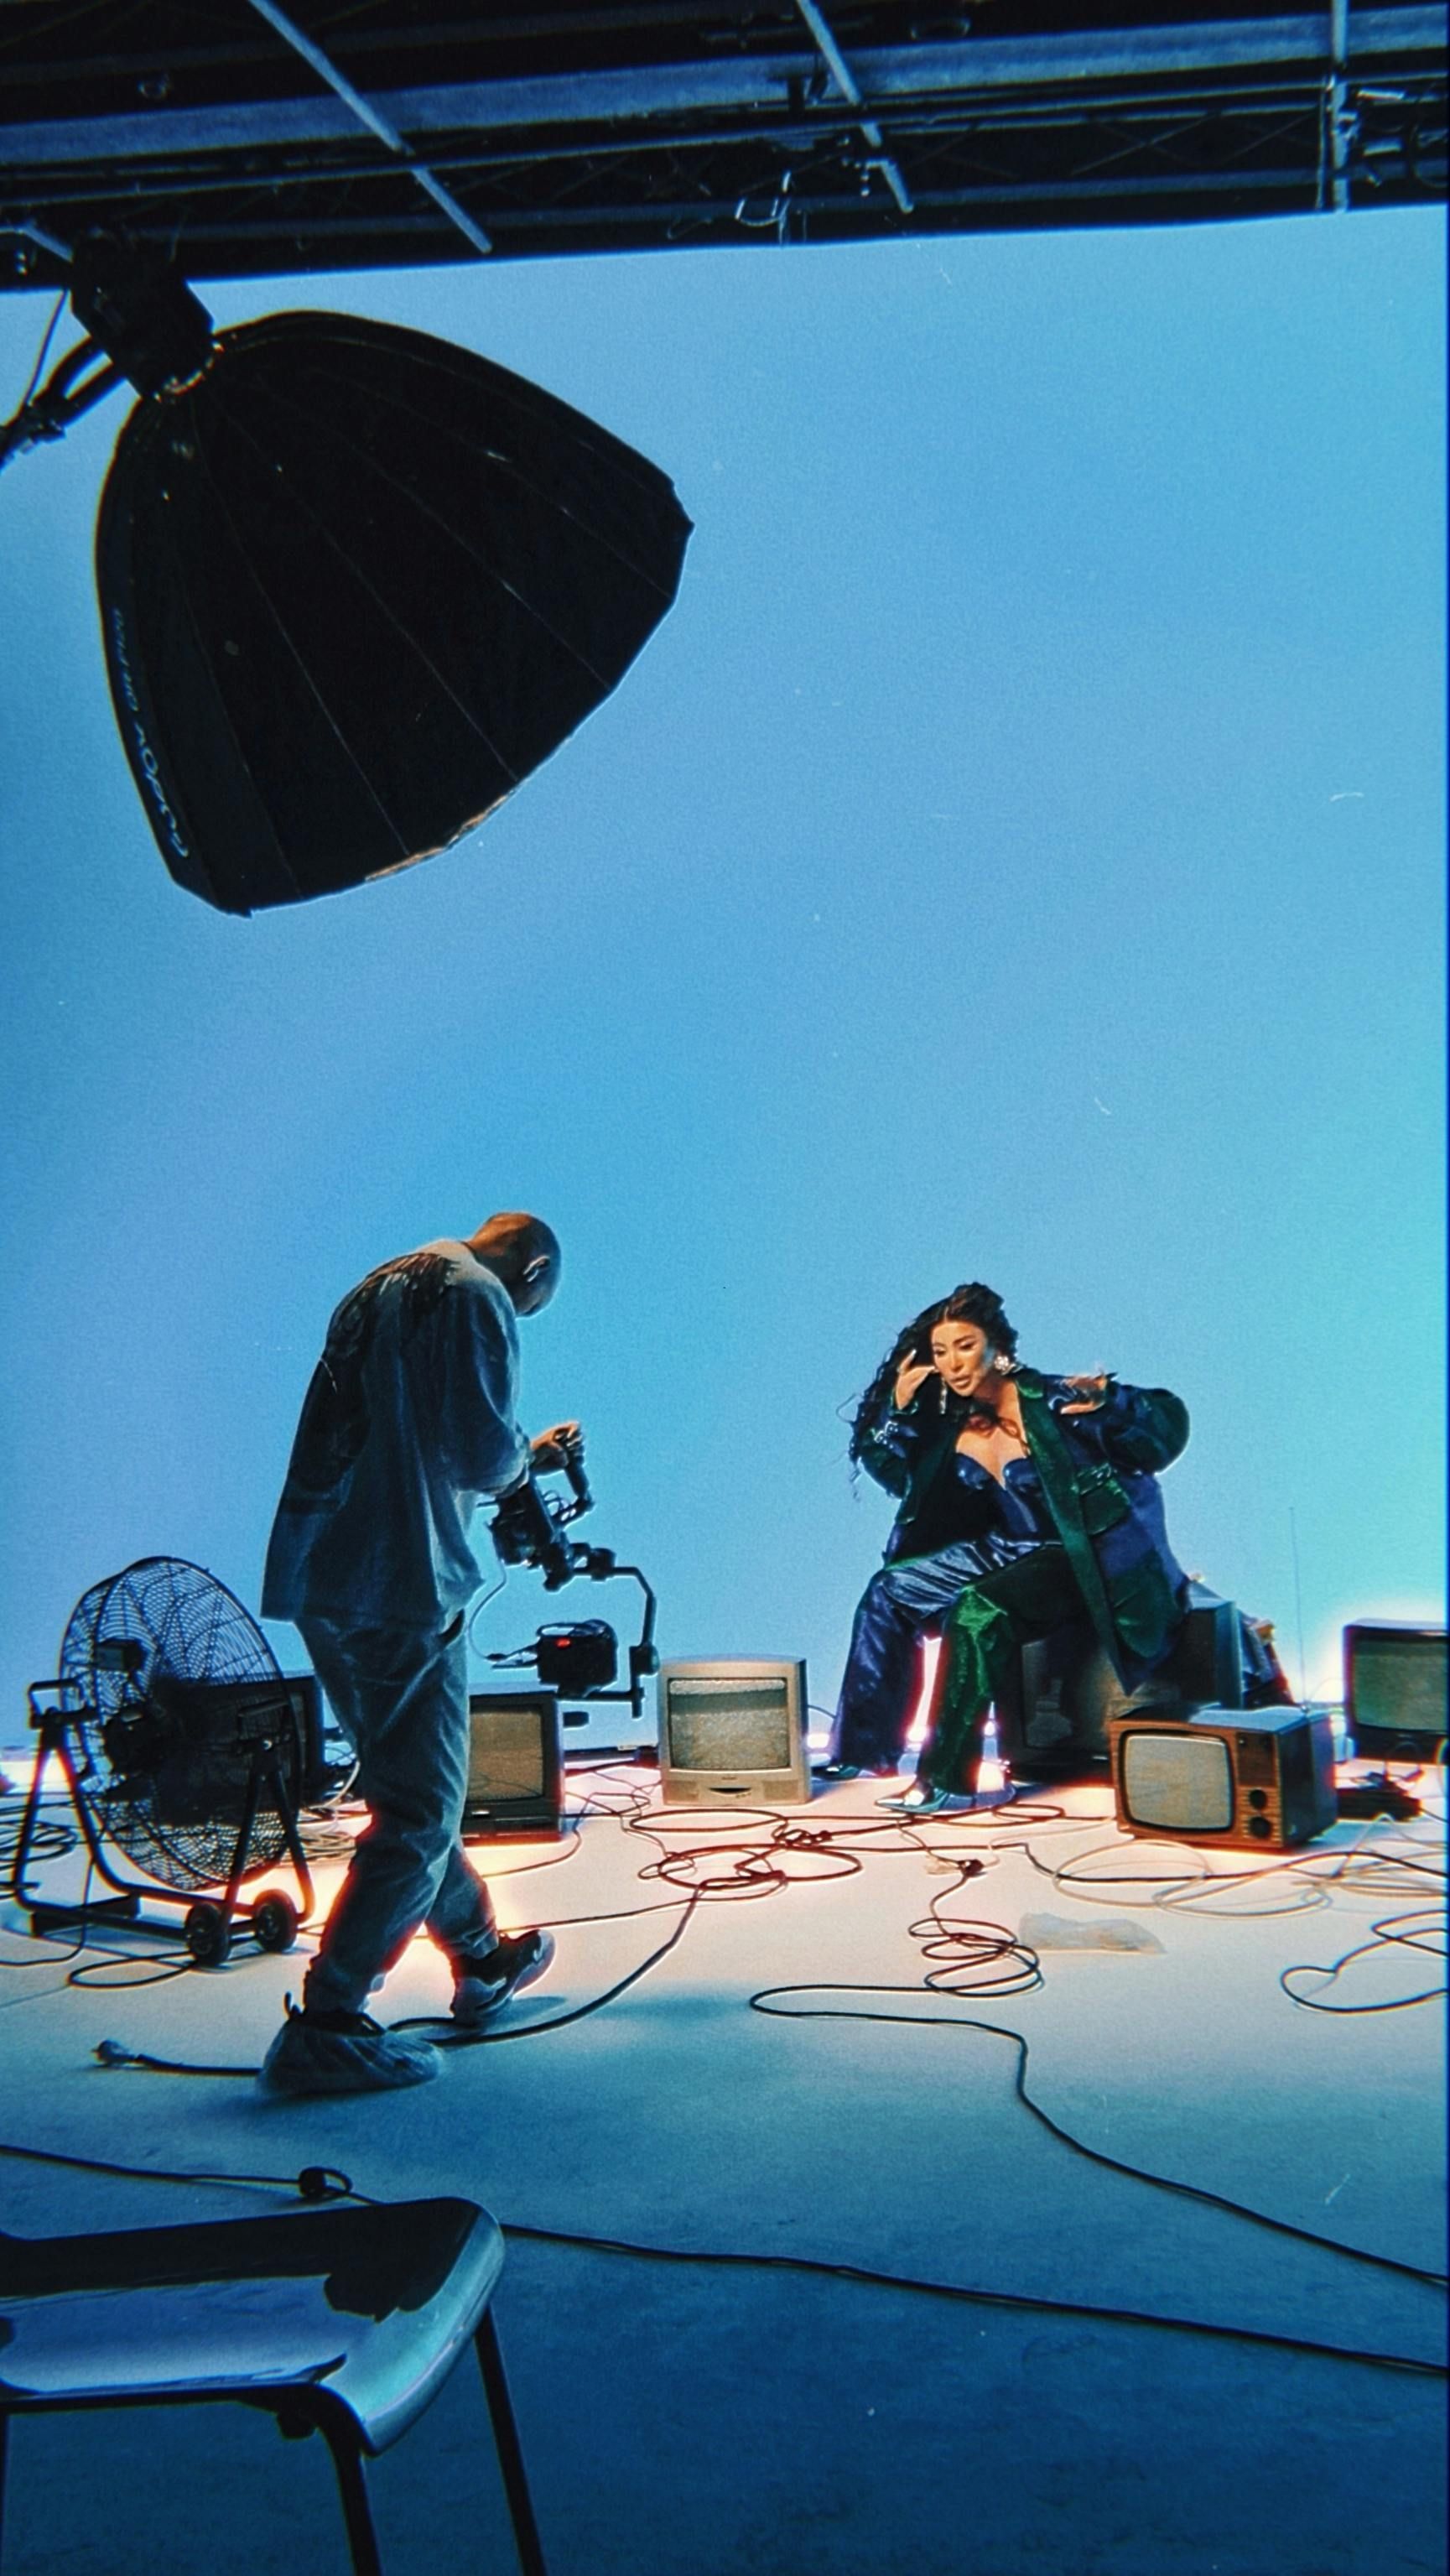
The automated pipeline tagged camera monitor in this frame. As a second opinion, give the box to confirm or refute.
[657,1660,809,1807]
[1343,1623,1447,1759]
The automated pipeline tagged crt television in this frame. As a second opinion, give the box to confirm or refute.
[657,1659,809,1806]
[1343,1622,1447,1759]
[1109,1704,1336,1850]
[461,1689,564,1840]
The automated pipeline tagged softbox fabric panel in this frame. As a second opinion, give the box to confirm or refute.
[95,311,692,913]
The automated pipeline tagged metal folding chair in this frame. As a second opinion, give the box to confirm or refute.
[0,2195,548,2576]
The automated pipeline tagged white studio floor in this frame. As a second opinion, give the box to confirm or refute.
[1,1756,1445,2576]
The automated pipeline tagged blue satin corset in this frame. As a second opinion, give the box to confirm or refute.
[950,1447,1057,1543]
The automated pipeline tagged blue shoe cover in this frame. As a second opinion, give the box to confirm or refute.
[259,2002,443,2097]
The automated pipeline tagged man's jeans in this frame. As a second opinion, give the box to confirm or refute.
[298,1611,497,2016]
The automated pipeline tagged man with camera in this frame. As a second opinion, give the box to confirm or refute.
[258,1210,577,2097]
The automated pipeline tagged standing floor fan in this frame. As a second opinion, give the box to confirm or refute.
[11,1557,318,1965]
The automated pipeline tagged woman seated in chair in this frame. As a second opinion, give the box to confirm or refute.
[821,1282,1193,1813]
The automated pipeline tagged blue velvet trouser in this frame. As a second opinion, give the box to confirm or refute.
[297,1611,498,2015]
[831,1536,1047,1769]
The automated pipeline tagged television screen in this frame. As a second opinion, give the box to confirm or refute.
[1121,1728,1233,1832]
[663,1676,793,1774]
[466,1694,549,1802]
[1346,1626,1447,1745]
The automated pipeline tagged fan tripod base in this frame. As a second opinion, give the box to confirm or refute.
[22,1889,296,1969]
[13,1699,317,1969]
[27,1893,140,1933]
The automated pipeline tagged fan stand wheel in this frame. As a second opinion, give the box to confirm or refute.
[251,1891,299,1954]
[184,1900,232,1967]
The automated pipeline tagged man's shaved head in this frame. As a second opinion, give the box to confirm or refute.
[467,1210,561,1314]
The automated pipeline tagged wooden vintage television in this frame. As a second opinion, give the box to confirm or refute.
[657,1659,809,1806]
[1109,1704,1336,1850]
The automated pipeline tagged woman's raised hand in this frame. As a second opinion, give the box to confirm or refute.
[1060,1371,1109,1415]
[893,1355,936,1410]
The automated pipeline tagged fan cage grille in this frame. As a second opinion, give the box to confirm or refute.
[58,1558,301,1892]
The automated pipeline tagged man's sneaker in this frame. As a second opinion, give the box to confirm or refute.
[812,1759,899,1781]
[258,2002,444,2097]
[451,1929,556,2027]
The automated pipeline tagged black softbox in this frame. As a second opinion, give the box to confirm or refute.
[95,310,691,913]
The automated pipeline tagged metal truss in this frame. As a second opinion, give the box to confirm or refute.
[1,4,1444,289]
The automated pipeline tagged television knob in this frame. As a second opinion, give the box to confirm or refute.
[1247,1814,1272,1839]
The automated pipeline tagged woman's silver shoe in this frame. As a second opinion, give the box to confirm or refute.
[877,1780,955,1814]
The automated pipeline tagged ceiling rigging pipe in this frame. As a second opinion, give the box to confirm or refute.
[793,0,915,211]
[1322,0,1354,208]
[245,0,493,255]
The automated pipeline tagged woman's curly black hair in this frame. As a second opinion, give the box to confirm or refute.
[848,1282,1019,1465]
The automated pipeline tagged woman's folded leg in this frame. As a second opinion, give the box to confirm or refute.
[917,1543,1086,1795]
[831,1538,1040,1769]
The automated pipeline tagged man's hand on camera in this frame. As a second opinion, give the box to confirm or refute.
[530,1420,582,1473]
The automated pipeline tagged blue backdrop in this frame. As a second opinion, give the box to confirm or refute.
[0,207,1443,1737]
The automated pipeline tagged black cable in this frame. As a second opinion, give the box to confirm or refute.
[1026,1826,1447,1902]
[1020,1819,1447,2003]
[3,2136,1434,2381]
[0,1798,79,1870]
[528,1897,692,1933]
[617,1795,1035,1894]
[91,2038,262,2077]
[15,1823,1446,2376]
[464,1564,507,1653]
[499,2221,1445,2382]
[912,1910,1042,1999]
[94,1891,706,2073]
[0,1824,97,1991]
[408,1890,704,2048]
[906,1838,1042,1996]
[1281,1907,1447,2014]
[0,2136,365,2202]
[464,1826,584,1875]
[68,1949,210,1992]
[35,1784,1449,2295]
[746,1985,1447,2292]
[17,1733,638,2060]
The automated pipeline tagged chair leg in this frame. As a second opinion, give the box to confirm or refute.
[320,2422,385,2576]
[476,2311,549,2576]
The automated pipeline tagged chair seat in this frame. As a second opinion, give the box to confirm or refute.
[0,2197,504,2455]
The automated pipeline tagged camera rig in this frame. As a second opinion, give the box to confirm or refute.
[486,1440,658,1725]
